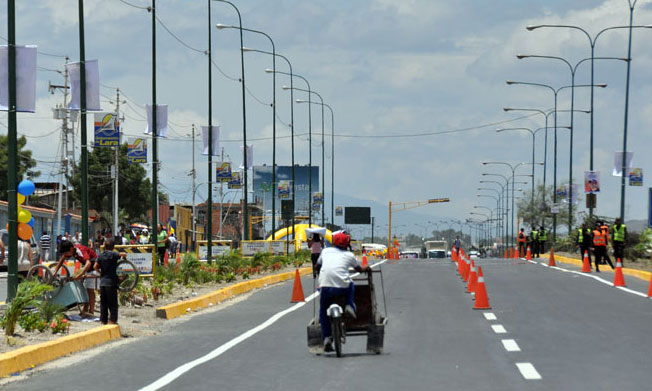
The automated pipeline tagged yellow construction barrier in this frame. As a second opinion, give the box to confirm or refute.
[196,240,233,262]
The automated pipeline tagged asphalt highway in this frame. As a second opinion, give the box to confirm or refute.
[5,257,652,390]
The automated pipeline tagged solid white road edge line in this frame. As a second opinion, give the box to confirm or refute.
[138,259,389,391]
[531,259,648,298]
[501,339,521,352]
[516,362,542,380]
[483,312,497,321]
[491,324,507,334]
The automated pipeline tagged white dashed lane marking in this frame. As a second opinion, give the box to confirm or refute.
[501,339,521,352]
[516,362,542,380]
[491,324,507,334]
[483,312,497,321]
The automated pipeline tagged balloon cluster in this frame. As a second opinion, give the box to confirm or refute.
[14,180,35,240]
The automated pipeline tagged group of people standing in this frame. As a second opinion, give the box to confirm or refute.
[517,226,548,258]
[576,218,627,272]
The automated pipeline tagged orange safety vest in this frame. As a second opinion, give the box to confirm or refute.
[600,225,610,241]
[518,232,526,243]
[593,229,606,246]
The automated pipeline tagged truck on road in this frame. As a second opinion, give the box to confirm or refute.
[424,240,447,259]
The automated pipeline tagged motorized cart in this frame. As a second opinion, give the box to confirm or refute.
[307,268,387,355]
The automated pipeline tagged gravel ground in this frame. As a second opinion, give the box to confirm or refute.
[0,264,306,355]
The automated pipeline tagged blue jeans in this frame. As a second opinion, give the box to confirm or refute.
[319,283,355,339]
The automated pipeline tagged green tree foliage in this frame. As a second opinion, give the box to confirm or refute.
[68,143,153,223]
[0,135,40,200]
[516,184,578,234]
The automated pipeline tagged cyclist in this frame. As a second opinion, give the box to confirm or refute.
[316,231,370,352]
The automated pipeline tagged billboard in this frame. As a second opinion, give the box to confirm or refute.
[94,112,120,147]
[252,166,319,214]
[127,137,147,164]
[345,207,371,224]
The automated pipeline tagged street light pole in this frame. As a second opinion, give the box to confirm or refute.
[213,0,249,240]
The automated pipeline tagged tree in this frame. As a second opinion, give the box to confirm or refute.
[68,143,153,223]
[516,184,579,234]
[0,135,40,200]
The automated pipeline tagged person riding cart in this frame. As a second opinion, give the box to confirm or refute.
[316,231,370,352]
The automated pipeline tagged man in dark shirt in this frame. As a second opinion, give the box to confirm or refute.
[94,238,126,325]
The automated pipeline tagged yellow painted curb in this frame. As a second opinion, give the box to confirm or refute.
[156,267,313,320]
[545,253,652,282]
[0,324,121,377]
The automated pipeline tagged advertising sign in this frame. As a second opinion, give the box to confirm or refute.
[278,180,291,199]
[313,192,323,204]
[216,162,232,182]
[127,137,147,164]
[629,168,643,186]
[335,206,343,216]
[94,112,120,147]
[312,203,321,211]
[345,207,371,224]
[115,245,154,275]
[241,241,269,257]
[228,171,242,189]
[584,171,600,193]
[197,240,232,261]
[253,165,319,215]
[269,241,287,255]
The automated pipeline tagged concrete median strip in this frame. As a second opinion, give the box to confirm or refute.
[0,324,121,378]
[155,267,313,320]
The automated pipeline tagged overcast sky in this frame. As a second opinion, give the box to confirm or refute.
[2,0,652,235]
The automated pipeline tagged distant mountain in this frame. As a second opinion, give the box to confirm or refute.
[626,219,649,233]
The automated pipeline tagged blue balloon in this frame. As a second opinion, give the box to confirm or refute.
[27,217,34,228]
[18,179,35,196]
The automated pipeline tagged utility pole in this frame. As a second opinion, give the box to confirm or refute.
[112,88,125,236]
[50,56,70,237]
[190,124,196,248]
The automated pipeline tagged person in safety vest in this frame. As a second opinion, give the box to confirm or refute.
[517,228,527,257]
[576,223,592,264]
[530,228,539,258]
[592,222,614,272]
[538,226,547,255]
[612,217,627,266]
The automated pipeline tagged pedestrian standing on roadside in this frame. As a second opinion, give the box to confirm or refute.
[39,231,51,262]
[308,233,324,278]
[530,227,540,258]
[517,228,527,258]
[538,226,547,255]
[17,238,32,278]
[577,223,592,265]
[94,238,125,325]
[592,222,614,272]
[156,224,168,265]
[612,218,627,266]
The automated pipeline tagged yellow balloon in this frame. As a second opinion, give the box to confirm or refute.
[17,208,32,224]
[17,193,25,205]
[17,223,33,240]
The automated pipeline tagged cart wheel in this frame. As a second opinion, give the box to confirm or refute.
[26,264,54,285]
[49,264,71,288]
[332,317,343,357]
[117,259,139,292]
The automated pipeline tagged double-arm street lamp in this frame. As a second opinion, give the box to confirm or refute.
[483,162,535,248]
[218,25,278,238]
[506,80,604,241]
[297,98,335,226]
[526,22,652,218]
[495,127,546,203]
[516,54,624,231]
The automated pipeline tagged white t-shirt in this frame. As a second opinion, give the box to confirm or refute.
[317,247,358,288]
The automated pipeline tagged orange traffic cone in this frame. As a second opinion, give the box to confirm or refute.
[473,266,491,310]
[548,248,556,267]
[74,260,81,275]
[463,259,470,282]
[291,269,305,302]
[504,249,508,259]
[164,250,169,266]
[362,254,368,267]
[613,259,626,287]
[647,274,652,298]
[467,260,477,294]
[526,246,531,261]
[582,251,591,273]
[176,250,182,265]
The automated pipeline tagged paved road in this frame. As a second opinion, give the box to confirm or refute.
[5,257,652,390]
